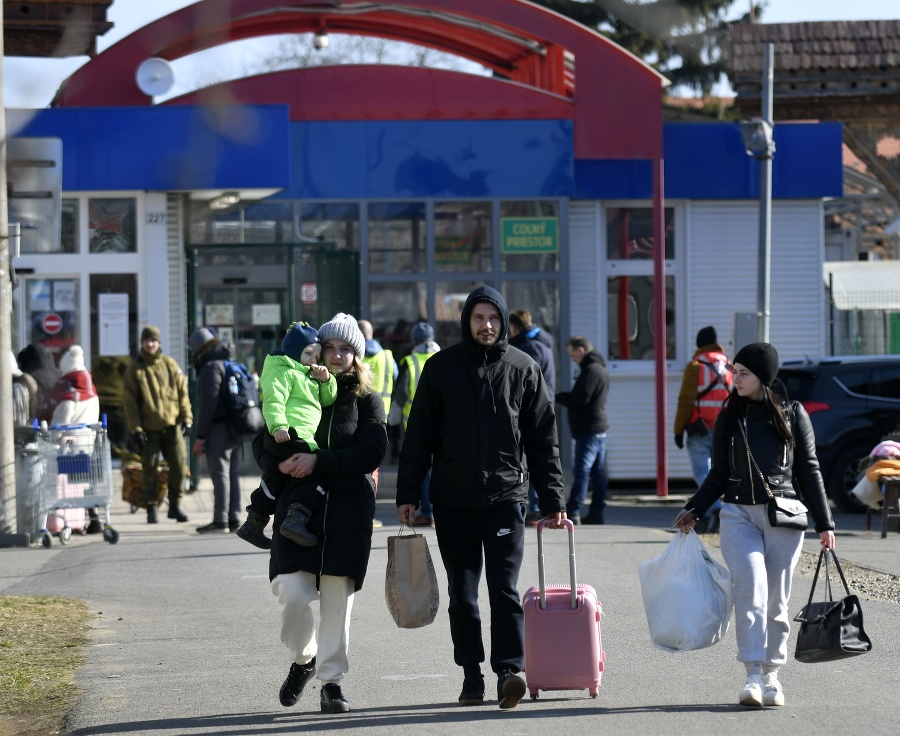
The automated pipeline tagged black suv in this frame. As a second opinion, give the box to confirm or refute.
[777,356,900,512]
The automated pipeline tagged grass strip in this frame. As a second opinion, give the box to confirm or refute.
[0,596,91,736]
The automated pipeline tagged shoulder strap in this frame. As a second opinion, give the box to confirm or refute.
[695,358,728,400]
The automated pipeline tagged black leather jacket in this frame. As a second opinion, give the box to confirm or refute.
[687,399,834,533]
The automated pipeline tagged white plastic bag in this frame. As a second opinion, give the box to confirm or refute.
[850,474,882,510]
[638,530,733,652]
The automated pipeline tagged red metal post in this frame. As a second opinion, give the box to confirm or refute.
[653,157,667,497]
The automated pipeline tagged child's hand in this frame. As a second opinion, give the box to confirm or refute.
[310,365,330,383]
[274,428,290,444]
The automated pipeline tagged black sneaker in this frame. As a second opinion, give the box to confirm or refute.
[320,682,350,713]
[196,521,229,534]
[280,503,318,547]
[458,675,485,706]
[228,519,241,533]
[236,510,272,549]
[279,658,316,707]
[497,670,526,710]
[582,512,605,525]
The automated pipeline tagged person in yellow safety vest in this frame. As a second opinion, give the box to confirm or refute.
[358,319,397,416]
[674,325,733,533]
[388,321,440,526]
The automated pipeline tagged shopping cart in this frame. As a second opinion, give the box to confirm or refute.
[35,420,119,547]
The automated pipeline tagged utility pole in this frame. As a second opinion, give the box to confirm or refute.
[757,43,774,343]
[0,10,19,541]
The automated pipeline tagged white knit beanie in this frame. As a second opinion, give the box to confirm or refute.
[60,345,86,375]
[9,350,22,378]
[318,313,365,359]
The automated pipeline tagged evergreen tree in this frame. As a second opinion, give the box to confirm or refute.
[529,0,751,94]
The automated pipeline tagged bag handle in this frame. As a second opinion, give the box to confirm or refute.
[801,549,852,614]
[536,519,577,611]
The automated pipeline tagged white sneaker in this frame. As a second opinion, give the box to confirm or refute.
[763,673,785,706]
[739,674,764,707]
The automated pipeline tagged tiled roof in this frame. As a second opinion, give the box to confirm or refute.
[730,20,900,74]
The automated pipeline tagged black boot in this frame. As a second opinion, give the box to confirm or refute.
[320,682,350,713]
[459,669,485,706]
[167,504,189,522]
[147,505,158,524]
[279,658,316,707]
[236,510,272,549]
[279,504,318,547]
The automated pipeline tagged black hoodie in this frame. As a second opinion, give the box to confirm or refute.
[17,343,61,421]
[396,285,565,514]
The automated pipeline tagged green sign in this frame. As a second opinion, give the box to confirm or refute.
[501,217,559,254]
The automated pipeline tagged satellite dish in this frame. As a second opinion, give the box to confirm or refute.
[135,58,175,97]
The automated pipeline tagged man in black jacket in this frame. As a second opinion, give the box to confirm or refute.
[508,308,557,524]
[556,336,610,525]
[396,285,566,711]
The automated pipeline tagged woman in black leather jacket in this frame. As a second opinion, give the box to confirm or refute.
[675,342,835,710]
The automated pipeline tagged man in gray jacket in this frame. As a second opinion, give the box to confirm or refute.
[396,285,566,711]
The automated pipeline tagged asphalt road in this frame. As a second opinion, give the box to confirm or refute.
[1,474,898,736]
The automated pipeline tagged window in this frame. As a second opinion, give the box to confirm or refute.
[870,367,900,401]
[89,198,136,253]
[607,276,674,360]
[606,206,674,260]
[604,206,676,362]
[368,202,426,274]
[434,202,492,273]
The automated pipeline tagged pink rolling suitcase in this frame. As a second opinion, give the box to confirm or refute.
[523,518,605,699]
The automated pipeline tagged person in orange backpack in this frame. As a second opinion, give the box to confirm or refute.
[673,326,733,533]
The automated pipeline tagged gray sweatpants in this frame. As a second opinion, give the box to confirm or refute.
[718,502,804,672]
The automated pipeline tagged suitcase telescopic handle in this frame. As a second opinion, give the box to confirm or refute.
[536,519,577,611]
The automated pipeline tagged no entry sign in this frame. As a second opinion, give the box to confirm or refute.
[42,313,63,335]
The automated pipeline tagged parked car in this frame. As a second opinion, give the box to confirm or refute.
[777,356,900,512]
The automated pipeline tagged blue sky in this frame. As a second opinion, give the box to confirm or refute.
[5,0,898,108]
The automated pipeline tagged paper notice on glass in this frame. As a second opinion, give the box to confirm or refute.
[98,293,130,356]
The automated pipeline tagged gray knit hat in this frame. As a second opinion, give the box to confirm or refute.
[412,322,434,344]
[318,313,365,359]
[189,327,218,355]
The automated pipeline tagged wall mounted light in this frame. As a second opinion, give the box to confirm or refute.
[739,118,776,160]
[313,29,329,50]
[209,192,240,210]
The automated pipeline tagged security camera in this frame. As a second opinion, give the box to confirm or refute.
[313,31,329,51]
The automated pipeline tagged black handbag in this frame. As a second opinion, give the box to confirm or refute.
[738,418,809,530]
[794,549,872,663]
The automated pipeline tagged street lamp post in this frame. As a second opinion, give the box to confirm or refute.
[739,42,775,343]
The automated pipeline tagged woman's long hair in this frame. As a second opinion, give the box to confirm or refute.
[349,355,373,397]
[717,381,794,448]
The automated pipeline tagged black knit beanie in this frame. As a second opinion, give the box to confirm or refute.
[696,326,717,348]
[732,342,780,388]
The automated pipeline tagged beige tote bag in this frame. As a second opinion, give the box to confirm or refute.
[385,527,440,628]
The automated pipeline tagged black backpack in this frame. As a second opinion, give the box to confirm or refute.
[222,360,266,436]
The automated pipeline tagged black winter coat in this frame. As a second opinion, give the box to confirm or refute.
[396,285,565,515]
[686,399,834,533]
[257,373,386,591]
[556,351,609,435]
[509,326,556,395]
[192,341,233,440]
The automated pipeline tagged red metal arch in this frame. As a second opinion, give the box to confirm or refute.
[167,65,576,122]
[53,0,666,158]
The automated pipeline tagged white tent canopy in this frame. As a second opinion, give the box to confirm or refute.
[824,261,900,310]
